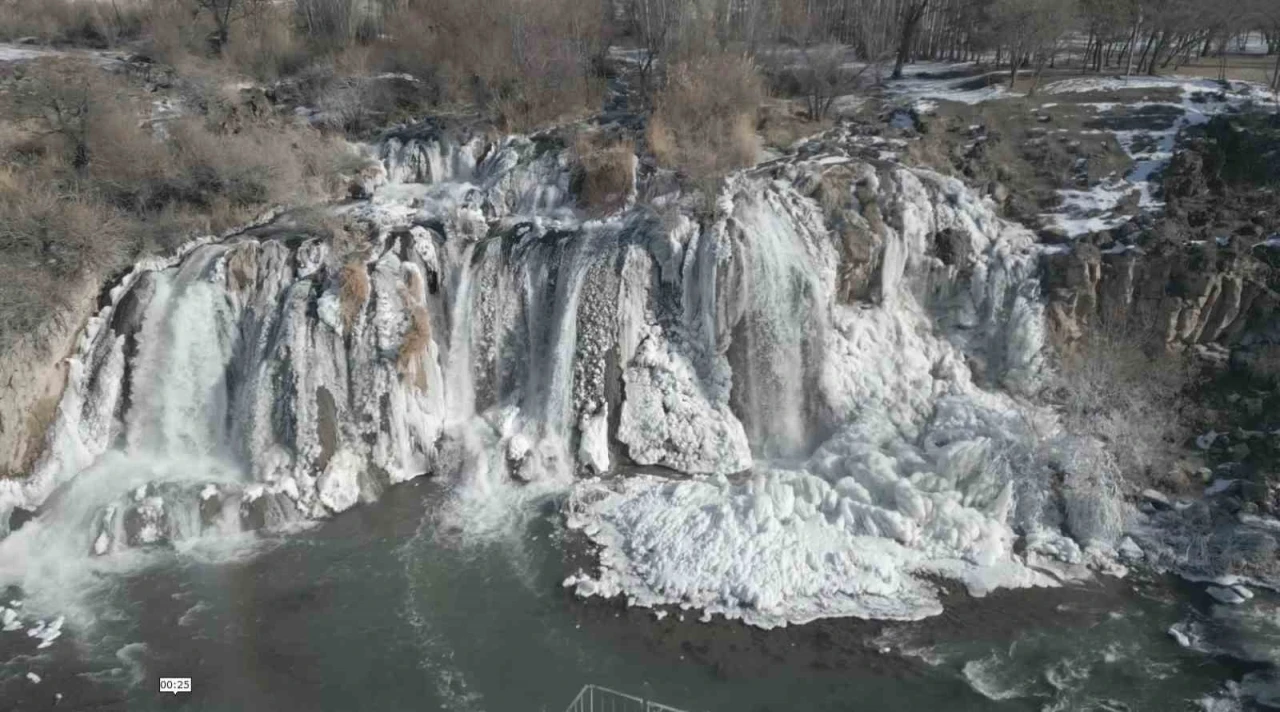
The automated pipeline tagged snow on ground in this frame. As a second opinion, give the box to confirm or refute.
[0,42,122,66]
[0,45,55,63]
[863,65,1279,240]
[888,69,1013,107]
[1040,76,1278,238]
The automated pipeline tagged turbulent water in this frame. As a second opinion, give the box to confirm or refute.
[0,120,1199,706]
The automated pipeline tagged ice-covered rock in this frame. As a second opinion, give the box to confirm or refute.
[26,616,63,648]
[317,449,363,514]
[577,406,610,475]
[1207,585,1248,605]
[1,606,20,631]
[1142,489,1173,509]
[618,335,750,475]
[565,141,1084,626]
[1117,536,1145,562]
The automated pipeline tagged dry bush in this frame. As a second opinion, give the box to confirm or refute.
[0,176,128,278]
[766,45,869,122]
[396,267,431,389]
[0,0,147,46]
[647,53,764,185]
[144,0,307,81]
[296,0,382,48]
[398,303,431,389]
[223,7,312,80]
[1054,327,1198,488]
[572,133,636,215]
[0,175,128,349]
[372,0,605,131]
[1055,437,1126,547]
[0,55,361,350]
[338,258,369,332]
[397,306,431,389]
[759,101,831,152]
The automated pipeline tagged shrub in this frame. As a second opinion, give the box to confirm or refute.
[0,55,360,351]
[0,177,129,350]
[1055,437,1126,547]
[572,133,636,215]
[0,177,128,278]
[647,53,763,185]
[0,0,146,46]
[398,302,431,389]
[338,258,369,331]
[1053,326,1197,487]
[223,7,312,80]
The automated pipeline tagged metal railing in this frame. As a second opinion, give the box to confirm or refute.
[564,685,691,712]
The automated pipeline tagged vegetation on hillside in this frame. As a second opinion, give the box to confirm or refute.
[0,0,1277,353]
[0,56,360,350]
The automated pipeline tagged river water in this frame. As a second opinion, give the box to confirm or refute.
[0,478,1245,712]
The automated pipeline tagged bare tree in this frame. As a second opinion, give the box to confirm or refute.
[191,0,266,54]
[891,0,930,79]
[989,0,1079,93]
[792,44,875,120]
[9,60,96,169]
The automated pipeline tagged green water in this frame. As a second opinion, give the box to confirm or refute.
[0,480,1244,711]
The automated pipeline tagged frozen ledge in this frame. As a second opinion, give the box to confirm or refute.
[564,470,1062,628]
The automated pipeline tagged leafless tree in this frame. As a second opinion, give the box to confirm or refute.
[891,0,930,79]
[191,0,266,54]
[989,0,1079,93]
[792,44,879,119]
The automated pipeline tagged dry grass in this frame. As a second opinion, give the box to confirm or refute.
[338,258,369,332]
[396,268,430,390]
[573,133,636,215]
[0,176,129,275]
[647,53,764,185]
[0,0,147,46]
[7,0,608,133]
[759,100,831,151]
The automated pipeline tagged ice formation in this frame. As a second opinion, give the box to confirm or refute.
[0,119,1109,627]
[566,144,1064,625]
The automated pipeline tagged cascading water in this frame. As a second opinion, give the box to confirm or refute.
[0,123,1120,636]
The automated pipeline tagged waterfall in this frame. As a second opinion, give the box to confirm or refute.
[0,124,1114,628]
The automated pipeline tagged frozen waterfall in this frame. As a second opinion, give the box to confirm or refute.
[0,123,1113,627]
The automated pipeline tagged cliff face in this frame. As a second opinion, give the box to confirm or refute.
[1042,244,1278,354]
[0,280,97,480]
[1042,114,1280,362]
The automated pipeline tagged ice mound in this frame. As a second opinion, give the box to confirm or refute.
[566,452,1051,627]
[567,393,1057,627]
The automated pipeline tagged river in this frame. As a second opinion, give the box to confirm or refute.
[0,477,1245,712]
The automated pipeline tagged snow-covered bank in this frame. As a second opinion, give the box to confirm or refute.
[1040,77,1278,238]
